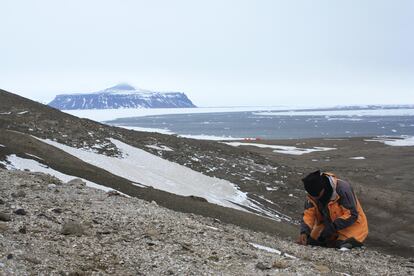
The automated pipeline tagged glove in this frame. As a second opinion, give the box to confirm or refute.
[318,222,336,241]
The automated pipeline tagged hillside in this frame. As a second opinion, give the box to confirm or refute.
[1,88,414,259]
[1,169,412,275]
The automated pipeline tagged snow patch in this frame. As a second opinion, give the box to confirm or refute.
[365,136,414,147]
[17,111,29,115]
[25,153,43,160]
[225,142,335,155]
[37,137,286,220]
[0,144,5,147]
[350,156,365,160]
[146,145,174,151]
[3,154,126,195]
[249,243,297,259]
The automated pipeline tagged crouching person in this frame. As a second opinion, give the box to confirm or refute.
[297,170,368,249]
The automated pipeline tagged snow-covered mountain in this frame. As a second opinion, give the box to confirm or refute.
[48,84,197,110]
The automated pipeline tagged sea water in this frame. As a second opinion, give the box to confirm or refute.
[106,107,414,140]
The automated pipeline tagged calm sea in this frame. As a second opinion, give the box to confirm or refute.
[107,108,414,140]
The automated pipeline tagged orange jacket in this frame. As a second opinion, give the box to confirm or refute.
[300,173,368,242]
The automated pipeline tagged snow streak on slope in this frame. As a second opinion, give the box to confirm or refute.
[38,137,288,221]
[3,154,125,194]
[224,142,336,155]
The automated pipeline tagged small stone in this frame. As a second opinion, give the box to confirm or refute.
[48,184,57,189]
[0,222,8,232]
[66,178,85,187]
[145,229,159,238]
[0,212,11,221]
[14,208,27,215]
[208,255,219,262]
[181,243,193,252]
[18,225,27,234]
[24,256,41,265]
[107,190,121,197]
[314,264,330,274]
[11,191,26,198]
[7,254,13,260]
[61,221,84,236]
[52,208,63,214]
[256,262,271,270]
[272,260,289,269]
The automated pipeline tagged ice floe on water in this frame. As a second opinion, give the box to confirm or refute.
[35,137,287,221]
[224,142,335,155]
[65,106,294,122]
[253,108,414,117]
[365,136,414,146]
[3,154,124,195]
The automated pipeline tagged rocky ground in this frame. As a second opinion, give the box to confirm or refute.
[1,89,413,258]
[1,169,413,275]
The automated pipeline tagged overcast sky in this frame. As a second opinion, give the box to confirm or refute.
[1,0,413,107]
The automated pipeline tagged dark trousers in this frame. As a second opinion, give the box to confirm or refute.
[308,236,363,249]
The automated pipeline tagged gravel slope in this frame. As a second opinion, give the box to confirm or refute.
[1,169,413,275]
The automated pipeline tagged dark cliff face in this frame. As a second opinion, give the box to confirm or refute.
[48,84,197,110]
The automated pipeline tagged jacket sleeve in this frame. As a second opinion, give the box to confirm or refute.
[333,181,359,230]
[300,199,316,235]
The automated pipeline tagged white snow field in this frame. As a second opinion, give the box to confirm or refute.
[118,125,244,141]
[224,142,336,155]
[365,136,414,146]
[4,154,125,195]
[35,137,286,221]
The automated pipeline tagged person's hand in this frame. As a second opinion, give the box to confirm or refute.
[319,223,336,241]
[297,233,307,245]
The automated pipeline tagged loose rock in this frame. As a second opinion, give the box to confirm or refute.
[61,221,84,236]
[14,208,27,215]
[0,212,11,221]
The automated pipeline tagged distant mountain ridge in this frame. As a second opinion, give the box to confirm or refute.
[48,83,197,110]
